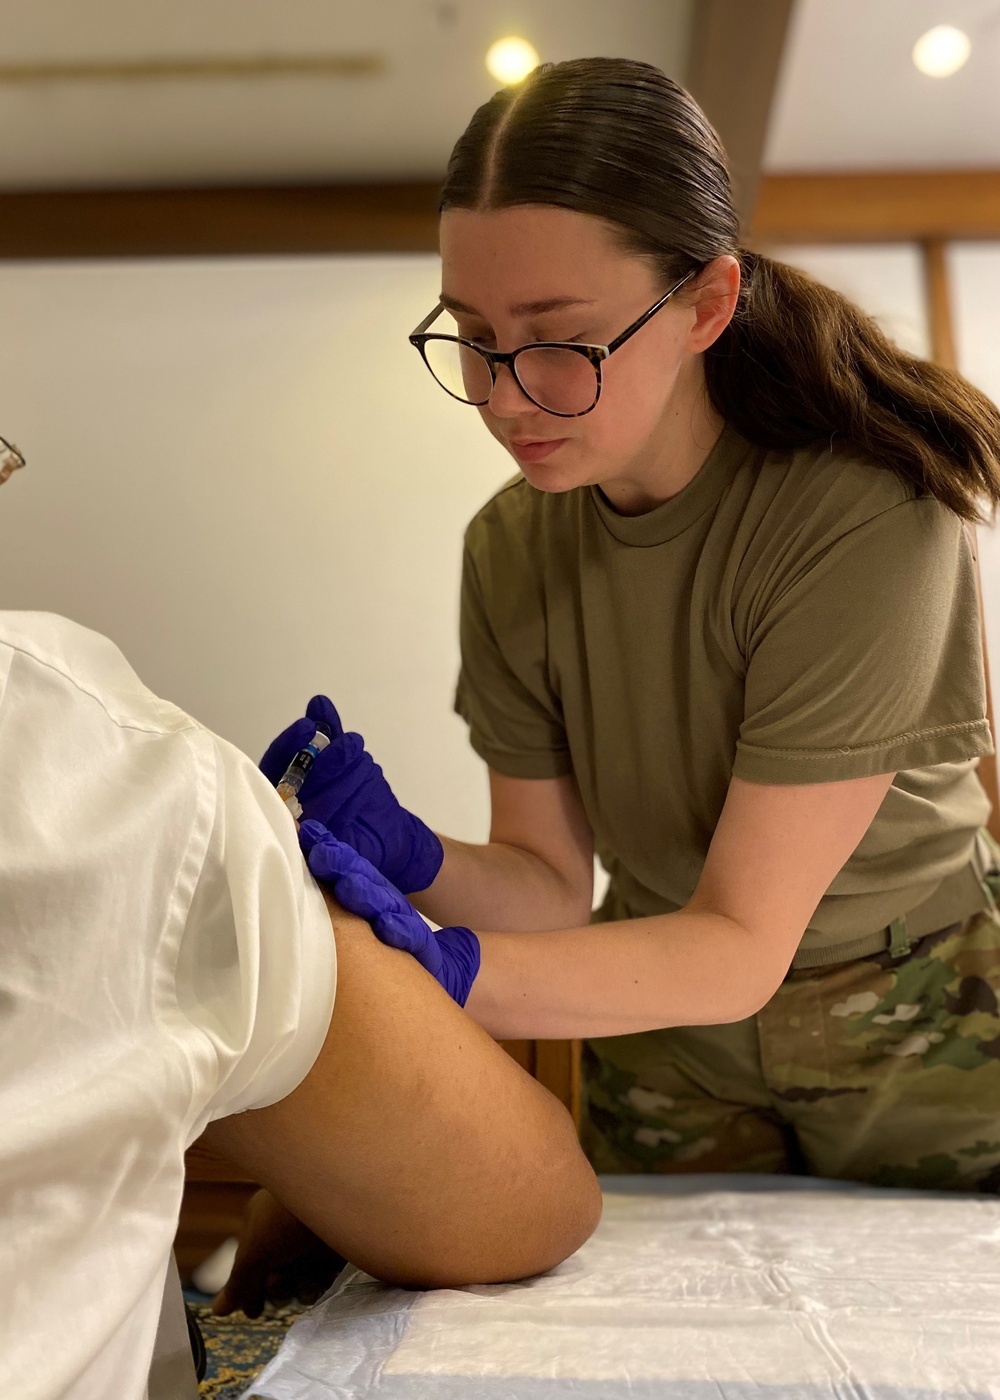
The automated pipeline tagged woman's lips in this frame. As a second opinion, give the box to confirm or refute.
[509,438,567,462]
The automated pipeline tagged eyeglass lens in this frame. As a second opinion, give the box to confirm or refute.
[423,337,599,415]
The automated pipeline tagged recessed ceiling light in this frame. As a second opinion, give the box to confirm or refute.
[485,36,539,85]
[912,24,971,77]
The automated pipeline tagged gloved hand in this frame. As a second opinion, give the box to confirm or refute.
[300,820,481,1008]
[260,695,444,894]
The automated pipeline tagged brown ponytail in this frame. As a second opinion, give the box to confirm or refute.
[441,57,1000,523]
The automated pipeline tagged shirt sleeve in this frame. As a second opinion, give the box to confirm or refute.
[176,733,337,1121]
[454,535,573,779]
[733,497,994,784]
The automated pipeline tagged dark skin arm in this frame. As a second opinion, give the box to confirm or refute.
[201,891,601,1291]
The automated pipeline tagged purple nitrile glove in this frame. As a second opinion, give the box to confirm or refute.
[260,695,444,895]
[299,821,481,1008]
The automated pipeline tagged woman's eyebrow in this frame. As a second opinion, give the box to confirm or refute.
[440,293,597,317]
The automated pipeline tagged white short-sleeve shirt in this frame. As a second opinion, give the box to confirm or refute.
[0,613,337,1400]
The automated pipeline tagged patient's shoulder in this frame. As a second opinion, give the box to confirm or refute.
[0,610,199,739]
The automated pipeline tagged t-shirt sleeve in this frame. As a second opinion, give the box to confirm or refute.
[454,533,572,779]
[733,497,994,784]
[177,734,337,1121]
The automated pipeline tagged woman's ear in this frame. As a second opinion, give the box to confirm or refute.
[685,255,740,354]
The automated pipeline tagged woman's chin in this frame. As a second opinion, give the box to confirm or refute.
[517,457,590,494]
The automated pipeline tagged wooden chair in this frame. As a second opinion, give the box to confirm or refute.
[176,1142,258,1278]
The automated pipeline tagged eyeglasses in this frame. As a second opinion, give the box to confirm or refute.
[0,435,25,487]
[409,269,697,418]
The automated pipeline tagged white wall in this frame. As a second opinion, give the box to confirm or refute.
[770,243,931,359]
[0,256,512,841]
[4,245,997,848]
[775,240,1000,712]
[950,243,1000,415]
[949,242,1000,708]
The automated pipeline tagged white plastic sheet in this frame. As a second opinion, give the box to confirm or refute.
[244,1175,1000,1399]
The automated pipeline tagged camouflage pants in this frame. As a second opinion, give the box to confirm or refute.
[583,908,1000,1191]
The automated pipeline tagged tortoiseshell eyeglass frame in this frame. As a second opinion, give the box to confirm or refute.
[0,434,26,487]
[408,268,698,418]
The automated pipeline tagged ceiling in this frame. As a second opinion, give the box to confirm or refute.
[766,0,1000,170]
[0,0,998,192]
[0,0,692,189]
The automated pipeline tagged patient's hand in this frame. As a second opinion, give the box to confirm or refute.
[212,1189,346,1318]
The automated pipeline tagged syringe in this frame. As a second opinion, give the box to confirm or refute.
[276,721,332,820]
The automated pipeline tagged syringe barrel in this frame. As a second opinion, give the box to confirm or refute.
[276,726,331,817]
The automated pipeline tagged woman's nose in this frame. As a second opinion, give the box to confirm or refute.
[488,361,536,418]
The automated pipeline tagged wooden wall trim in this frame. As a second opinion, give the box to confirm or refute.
[3,170,1000,260]
[0,182,441,259]
[753,169,1000,244]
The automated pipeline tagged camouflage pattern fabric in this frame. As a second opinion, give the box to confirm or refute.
[583,901,1000,1192]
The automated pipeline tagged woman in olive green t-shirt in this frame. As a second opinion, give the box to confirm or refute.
[278,59,1000,1190]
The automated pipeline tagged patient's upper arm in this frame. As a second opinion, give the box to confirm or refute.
[202,894,601,1287]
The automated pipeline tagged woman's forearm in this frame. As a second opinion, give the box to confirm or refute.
[464,910,795,1039]
[412,834,593,932]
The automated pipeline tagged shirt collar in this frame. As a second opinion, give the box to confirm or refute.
[589,422,753,547]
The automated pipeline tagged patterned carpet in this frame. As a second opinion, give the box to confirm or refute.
[185,1290,307,1400]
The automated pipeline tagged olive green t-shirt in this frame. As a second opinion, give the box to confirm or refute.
[455,425,994,960]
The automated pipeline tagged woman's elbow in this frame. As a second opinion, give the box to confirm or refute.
[711,958,792,1025]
